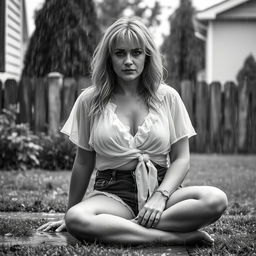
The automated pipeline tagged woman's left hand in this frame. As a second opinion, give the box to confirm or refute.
[135,192,167,228]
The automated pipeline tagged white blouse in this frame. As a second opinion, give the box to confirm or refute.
[61,83,196,211]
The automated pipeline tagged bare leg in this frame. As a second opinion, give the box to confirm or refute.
[154,186,228,232]
[65,195,213,245]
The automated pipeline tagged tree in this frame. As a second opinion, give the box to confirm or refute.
[161,0,204,91]
[22,0,100,77]
[96,0,161,30]
[237,54,256,90]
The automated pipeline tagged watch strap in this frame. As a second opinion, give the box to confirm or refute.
[155,189,170,199]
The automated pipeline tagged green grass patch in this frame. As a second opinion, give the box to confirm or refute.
[0,154,255,255]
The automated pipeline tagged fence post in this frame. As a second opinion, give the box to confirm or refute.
[61,77,77,123]
[209,81,222,153]
[34,77,47,133]
[247,81,256,153]
[47,72,63,135]
[4,79,18,109]
[18,76,33,125]
[77,76,90,95]
[180,80,195,151]
[0,80,2,112]
[223,81,237,153]
[195,81,209,152]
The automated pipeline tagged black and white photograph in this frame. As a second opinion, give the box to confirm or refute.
[0,0,255,255]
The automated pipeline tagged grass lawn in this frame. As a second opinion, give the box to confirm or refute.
[0,154,255,255]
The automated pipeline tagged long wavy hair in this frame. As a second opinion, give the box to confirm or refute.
[89,17,163,117]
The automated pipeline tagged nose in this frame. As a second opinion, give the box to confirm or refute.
[124,53,133,66]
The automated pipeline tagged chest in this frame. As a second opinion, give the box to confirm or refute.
[113,96,149,136]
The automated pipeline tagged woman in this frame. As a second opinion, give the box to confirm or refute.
[38,17,228,245]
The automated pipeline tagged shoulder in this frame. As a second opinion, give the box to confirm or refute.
[157,83,181,103]
[77,85,96,106]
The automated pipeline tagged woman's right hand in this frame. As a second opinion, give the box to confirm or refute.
[37,219,66,232]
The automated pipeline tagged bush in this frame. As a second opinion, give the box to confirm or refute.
[0,106,76,171]
[38,133,76,170]
[0,106,42,170]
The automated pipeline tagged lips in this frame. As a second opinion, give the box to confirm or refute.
[122,69,135,72]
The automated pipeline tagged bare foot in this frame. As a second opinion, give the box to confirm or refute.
[161,230,214,246]
[184,230,214,246]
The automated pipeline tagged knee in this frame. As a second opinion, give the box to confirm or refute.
[65,206,91,236]
[203,187,228,217]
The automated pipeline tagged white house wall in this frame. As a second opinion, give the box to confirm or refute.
[207,20,256,84]
[6,0,22,78]
[0,0,23,82]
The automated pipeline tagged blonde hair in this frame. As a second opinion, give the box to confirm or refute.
[90,16,163,117]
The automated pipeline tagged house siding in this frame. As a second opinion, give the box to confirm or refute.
[0,0,6,72]
[0,0,26,82]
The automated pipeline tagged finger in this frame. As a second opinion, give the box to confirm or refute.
[137,209,146,225]
[43,223,55,232]
[37,222,51,231]
[56,224,66,232]
[140,211,151,227]
[146,211,157,228]
[152,211,162,228]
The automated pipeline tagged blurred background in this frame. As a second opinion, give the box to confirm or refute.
[0,0,256,171]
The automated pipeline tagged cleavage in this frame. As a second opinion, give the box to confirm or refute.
[114,97,149,136]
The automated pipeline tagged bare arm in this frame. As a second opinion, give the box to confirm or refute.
[158,136,190,194]
[67,147,96,210]
[37,147,95,232]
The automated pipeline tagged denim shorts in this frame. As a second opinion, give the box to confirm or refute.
[93,165,167,216]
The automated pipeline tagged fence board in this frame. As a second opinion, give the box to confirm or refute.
[181,80,194,121]
[34,78,47,133]
[223,81,237,153]
[247,83,256,153]
[4,79,18,109]
[47,73,63,135]
[0,80,2,111]
[180,80,196,150]
[18,77,33,125]
[237,81,249,152]
[61,77,77,123]
[209,82,222,153]
[195,81,209,152]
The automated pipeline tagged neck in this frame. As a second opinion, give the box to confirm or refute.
[115,78,140,96]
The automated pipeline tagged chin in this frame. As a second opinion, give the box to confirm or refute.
[121,75,139,82]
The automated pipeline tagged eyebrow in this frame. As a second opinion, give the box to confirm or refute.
[114,48,143,51]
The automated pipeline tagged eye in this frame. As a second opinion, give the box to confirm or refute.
[114,50,125,57]
[132,49,143,56]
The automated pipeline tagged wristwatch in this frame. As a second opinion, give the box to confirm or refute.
[155,189,170,199]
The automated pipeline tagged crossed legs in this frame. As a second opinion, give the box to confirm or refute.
[65,185,228,245]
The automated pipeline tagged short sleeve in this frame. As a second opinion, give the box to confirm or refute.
[60,89,94,151]
[168,87,197,145]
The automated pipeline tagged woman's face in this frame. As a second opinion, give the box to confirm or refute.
[110,38,146,84]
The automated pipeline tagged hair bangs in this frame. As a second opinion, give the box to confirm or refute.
[108,27,146,54]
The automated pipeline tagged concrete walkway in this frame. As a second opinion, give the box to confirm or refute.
[0,212,188,256]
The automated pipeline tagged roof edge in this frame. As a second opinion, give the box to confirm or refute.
[197,0,250,20]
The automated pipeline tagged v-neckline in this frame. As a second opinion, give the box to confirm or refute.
[109,101,151,138]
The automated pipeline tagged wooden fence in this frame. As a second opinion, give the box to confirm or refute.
[0,75,255,153]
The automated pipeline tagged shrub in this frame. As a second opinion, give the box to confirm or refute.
[0,106,42,170]
[0,106,76,171]
[38,133,76,170]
